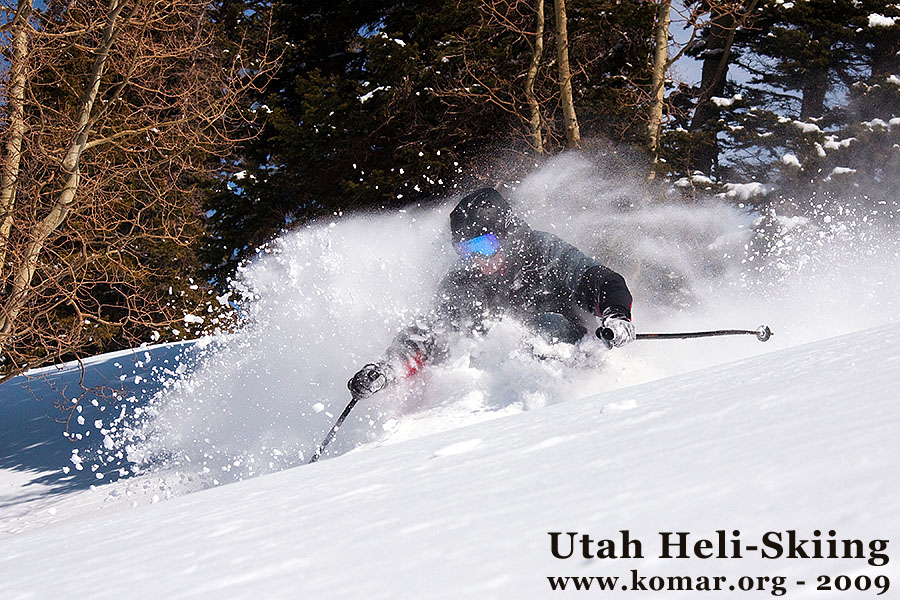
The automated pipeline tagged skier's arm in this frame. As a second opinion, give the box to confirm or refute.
[574,265,635,348]
[347,327,433,398]
[347,320,441,398]
[384,321,444,377]
[574,264,633,320]
[535,231,633,318]
[534,230,634,347]
[348,272,469,398]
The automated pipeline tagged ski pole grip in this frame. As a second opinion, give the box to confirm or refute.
[598,327,615,341]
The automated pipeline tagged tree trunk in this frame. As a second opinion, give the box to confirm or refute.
[525,0,545,153]
[800,66,828,120]
[689,3,738,176]
[0,1,34,279]
[554,0,580,148]
[871,29,900,80]
[648,0,672,179]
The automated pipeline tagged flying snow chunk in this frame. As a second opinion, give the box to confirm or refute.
[711,94,742,108]
[782,154,801,168]
[719,182,774,201]
[830,167,857,176]
[183,314,204,325]
[793,120,822,134]
[70,451,84,471]
[863,118,891,129]
[869,13,899,27]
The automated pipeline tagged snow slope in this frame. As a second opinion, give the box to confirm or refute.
[1,156,899,596]
[0,341,208,533]
[1,323,898,599]
[71,155,900,490]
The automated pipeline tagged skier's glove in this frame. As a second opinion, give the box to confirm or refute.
[599,308,635,349]
[348,363,390,399]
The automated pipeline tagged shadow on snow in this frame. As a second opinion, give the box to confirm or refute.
[0,342,198,500]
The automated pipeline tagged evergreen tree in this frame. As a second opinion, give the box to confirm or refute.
[813,1,900,208]
[206,0,657,280]
[717,0,871,186]
[684,0,757,178]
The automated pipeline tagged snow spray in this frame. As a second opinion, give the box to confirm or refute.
[101,152,900,491]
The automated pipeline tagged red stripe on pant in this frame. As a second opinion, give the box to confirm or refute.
[403,351,426,378]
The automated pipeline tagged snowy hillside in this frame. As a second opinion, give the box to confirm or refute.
[1,323,898,599]
[2,158,899,597]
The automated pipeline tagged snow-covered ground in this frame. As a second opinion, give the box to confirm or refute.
[1,323,898,599]
[1,157,898,597]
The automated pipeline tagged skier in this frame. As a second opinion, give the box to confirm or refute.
[348,187,635,399]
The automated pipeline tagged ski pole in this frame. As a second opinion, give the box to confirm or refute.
[307,393,362,464]
[597,324,773,343]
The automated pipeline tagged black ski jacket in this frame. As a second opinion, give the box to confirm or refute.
[383,229,632,377]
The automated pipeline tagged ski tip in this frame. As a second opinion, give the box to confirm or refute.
[756,325,773,342]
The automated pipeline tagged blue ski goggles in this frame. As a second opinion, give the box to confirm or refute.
[454,232,501,259]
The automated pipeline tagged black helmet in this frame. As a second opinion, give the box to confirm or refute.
[450,188,517,244]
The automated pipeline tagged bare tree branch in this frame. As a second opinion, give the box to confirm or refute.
[0,0,278,375]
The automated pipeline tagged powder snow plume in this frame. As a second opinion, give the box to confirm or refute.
[104,153,900,491]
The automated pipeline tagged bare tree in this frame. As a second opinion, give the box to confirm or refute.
[553,0,580,148]
[434,0,552,152]
[647,0,672,178]
[630,0,760,180]
[0,0,277,379]
[524,0,546,153]
[0,1,32,275]
[439,0,585,153]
